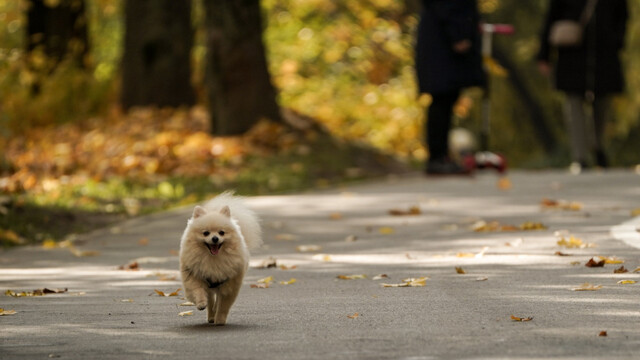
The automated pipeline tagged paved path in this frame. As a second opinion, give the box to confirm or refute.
[2,170,640,359]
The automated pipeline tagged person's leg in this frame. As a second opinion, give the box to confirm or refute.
[563,93,590,166]
[427,90,459,161]
[592,96,611,167]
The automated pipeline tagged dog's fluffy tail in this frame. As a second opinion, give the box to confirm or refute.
[204,191,263,249]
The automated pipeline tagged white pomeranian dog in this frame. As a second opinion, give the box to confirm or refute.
[179,191,262,325]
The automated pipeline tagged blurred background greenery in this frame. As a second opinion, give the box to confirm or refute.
[0,0,638,245]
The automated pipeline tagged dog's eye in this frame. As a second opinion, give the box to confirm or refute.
[218,230,225,236]
[203,231,210,237]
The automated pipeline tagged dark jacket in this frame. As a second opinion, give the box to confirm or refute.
[415,0,485,95]
[538,0,627,96]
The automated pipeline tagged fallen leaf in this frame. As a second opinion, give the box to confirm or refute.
[312,254,332,262]
[347,313,359,319]
[598,256,624,264]
[372,274,388,280]
[476,276,488,281]
[296,245,322,253]
[5,288,67,297]
[275,233,298,241]
[178,310,194,316]
[585,258,605,268]
[633,267,640,273]
[279,278,296,285]
[345,235,358,242]
[617,280,636,285]
[511,315,533,322]
[254,257,277,269]
[456,252,475,258]
[613,266,629,274]
[378,227,395,235]
[0,229,25,245]
[118,261,139,271]
[388,206,421,216]
[257,276,274,284]
[519,222,547,231]
[381,277,427,288]
[497,177,512,190]
[541,198,583,211]
[69,248,100,257]
[121,299,134,303]
[598,331,607,337]
[570,261,581,266]
[405,252,415,260]
[250,283,269,289]
[138,237,149,246]
[155,288,181,297]
[180,301,195,306]
[631,208,640,217]
[279,264,297,270]
[557,236,595,249]
[42,288,68,294]
[555,251,570,256]
[152,273,177,281]
[0,308,17,316]
[337,274,367,280]
[455,267,466,274]
[571,283,602,291]
[42,239,58,249]
[329,213,343,220]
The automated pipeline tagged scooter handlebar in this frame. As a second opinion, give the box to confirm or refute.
[480,23,515,35]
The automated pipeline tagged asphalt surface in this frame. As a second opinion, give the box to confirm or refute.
[2,170,640,359]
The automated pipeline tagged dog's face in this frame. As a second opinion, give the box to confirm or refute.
[186,205,239,256]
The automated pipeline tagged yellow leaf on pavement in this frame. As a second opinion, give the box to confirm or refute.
[617,280,636,285]
[178,311,194,316]
[279,278,296,285]
[337,274,367,280]
[511,315,533,322]
[571,283,602,291]
[455,267,466,274]
[598,256,624,264]
[347,313,359,319]
[378,227,395,235]
[296,245,322,253]
[154,288,181,297]
[0,308,17,316]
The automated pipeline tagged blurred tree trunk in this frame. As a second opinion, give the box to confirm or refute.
[26,0,89,82]
[204,0,281,135]
[121,0,195,109]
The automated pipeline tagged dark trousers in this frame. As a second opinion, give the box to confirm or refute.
[427,90,460,161]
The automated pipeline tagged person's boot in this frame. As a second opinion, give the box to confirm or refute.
[595,150,608,168]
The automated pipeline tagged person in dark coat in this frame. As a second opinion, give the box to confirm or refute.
[538,0,627,169]
[415,0,485,175]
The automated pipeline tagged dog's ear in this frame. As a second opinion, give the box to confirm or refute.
[193,206,207,218]
[220,206,231,218]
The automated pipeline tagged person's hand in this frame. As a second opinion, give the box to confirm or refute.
[452,39,471,54]
[537,61,551,77]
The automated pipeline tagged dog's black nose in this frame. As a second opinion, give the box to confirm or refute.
[212,236,219,244]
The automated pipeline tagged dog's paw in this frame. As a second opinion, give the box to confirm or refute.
[196,302,207,311]
[208,318,215,324]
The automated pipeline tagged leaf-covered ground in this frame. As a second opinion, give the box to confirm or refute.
[0,107,408,247]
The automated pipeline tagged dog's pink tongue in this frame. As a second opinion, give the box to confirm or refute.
[209,244,220,255]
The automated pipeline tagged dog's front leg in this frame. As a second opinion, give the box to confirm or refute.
[206,290,217,323]
[181,269,208,310]
[214,277,242,326]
